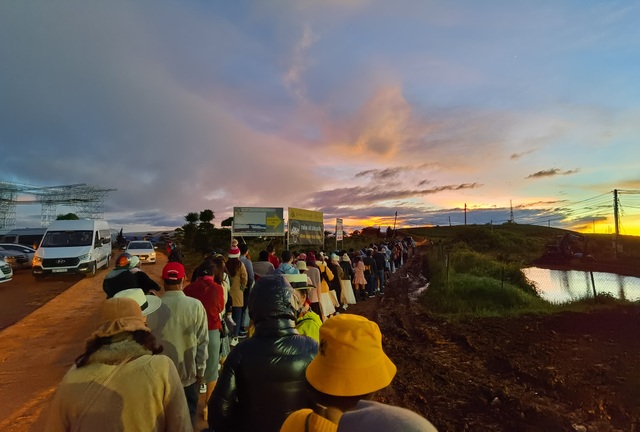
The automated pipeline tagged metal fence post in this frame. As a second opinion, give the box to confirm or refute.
[445,253,449,290]
[590,271,597,297]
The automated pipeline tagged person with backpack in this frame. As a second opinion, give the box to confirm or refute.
[316,255,337,319]
[183,259,225,422]
[209,275,318,432]
[362,249,377,298]
[280,315,438,432]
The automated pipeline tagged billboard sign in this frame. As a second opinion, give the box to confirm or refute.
[336,218,343,241]
[233,207,284,237]
[288,207,324,246]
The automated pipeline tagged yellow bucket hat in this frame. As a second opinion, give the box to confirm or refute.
[305,314,396,397]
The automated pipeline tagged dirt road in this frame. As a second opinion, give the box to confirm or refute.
[0,266,86,330]
[0,257,166,432]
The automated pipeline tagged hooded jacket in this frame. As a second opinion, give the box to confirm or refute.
[209,275,318,432]
[45,336,192,432]
[296,310,322,342]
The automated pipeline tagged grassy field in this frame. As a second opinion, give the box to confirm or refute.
[406,223,640,318]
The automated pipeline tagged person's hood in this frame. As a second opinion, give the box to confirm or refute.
[249,275,297,323]
[87,335,151,366]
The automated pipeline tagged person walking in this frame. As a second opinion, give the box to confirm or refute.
[147,262,208,428]
[339,253,357,306]
[352,256,367,301]
[280,315,437,432]
[316,255,336,319]
[103,253,160,298]
[226,245,248,347]
[238,243,255,337]
[253,249,275,282]
[183,260,225,422]
[46,294,193,432]
[328,253,344,310]
[285,273,322,342]
[373,246,387,294]
[209,275,318,432]
[362,249,377,298]
[304,252,324,319]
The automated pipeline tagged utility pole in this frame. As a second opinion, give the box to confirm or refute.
[464,203,467,226]
[614,189,619,236]
[393,211,397,236]
[614,189,619,258]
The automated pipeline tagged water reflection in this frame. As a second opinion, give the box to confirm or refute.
[523,267,640,304]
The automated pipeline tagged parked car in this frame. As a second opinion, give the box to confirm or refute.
[0,258,13,283]
[125,240,157,264]
[0,244,36,267]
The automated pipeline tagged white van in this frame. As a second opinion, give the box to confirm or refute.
[1,228,47,249]
[32,220,112,278]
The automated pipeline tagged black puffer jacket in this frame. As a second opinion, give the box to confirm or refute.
[209,275,318,432]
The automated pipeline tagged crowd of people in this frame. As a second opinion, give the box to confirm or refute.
[45,236,433,432]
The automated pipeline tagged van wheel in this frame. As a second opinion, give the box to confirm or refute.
[87,262,97,278]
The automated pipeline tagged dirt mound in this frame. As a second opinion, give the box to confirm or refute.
[347,253,640,432]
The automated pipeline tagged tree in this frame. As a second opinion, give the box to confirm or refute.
[221,217,233,227]
[185,212,199,224]
[199,209,215,225]
[183,212,200,248]
[56,213,79,220]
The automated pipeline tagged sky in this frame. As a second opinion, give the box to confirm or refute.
[1,1,640,236]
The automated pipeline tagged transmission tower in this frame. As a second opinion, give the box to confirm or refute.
[0,181,116,228]
[0,182,21,229]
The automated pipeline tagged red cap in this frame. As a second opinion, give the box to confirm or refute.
[162,262,185,283]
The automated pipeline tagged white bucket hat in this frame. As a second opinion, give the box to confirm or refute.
[114,288,162,316]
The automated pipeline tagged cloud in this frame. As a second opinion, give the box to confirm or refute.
[526,168,580,179]
[283,24,318,102]
[354,167,405,181]
[510,148,538,160]
[515,200,566,209]
[303,183,482,209]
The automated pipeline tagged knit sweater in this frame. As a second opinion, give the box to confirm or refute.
[45,337,192,432]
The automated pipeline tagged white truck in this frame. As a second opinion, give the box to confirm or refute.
[32,220,112,278]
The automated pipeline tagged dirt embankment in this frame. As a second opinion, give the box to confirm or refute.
[348,251,640,432]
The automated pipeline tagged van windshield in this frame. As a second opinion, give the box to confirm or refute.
[41,231,93,247]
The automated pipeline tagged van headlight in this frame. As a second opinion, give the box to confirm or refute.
[78,253,91,262]
[32,256,42,265]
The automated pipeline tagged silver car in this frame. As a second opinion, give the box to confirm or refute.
[0,258,13,283]
[125,241,157,264]
[0,244,36,267]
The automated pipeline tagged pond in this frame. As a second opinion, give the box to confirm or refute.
[523,267,640,304]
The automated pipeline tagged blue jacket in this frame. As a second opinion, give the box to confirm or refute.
[275,262,300,275]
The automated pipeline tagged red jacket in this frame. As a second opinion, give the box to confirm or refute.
[184,276,224,330]
[268,253,280,270]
